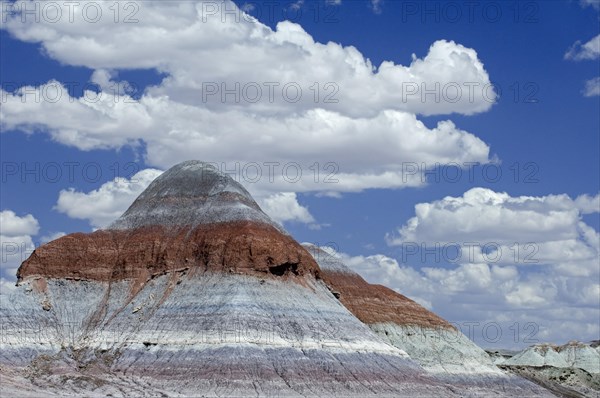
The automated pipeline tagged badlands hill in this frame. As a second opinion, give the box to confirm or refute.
[1,161,555,397]
[491,341,600,397]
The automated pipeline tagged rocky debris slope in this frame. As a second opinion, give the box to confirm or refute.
[500,365,600,398]
[1,161,555,397]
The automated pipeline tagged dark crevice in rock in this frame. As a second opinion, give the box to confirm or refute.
[268,262,299,276]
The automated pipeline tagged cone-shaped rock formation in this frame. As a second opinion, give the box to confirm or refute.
[2,161,553,397]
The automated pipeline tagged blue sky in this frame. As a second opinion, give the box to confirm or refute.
[1,0,599,348]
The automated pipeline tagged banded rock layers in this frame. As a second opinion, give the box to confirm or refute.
[304,244,521,388]
[1,161,553,397]
[18,161,318,283]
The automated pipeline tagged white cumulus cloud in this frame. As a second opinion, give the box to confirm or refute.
[257,192,315,225]
[575,193,600,213]
[1,83,491,192]
[55,169,163,229]
[375,188,600,346]
[387,188,597,247]
[583,77,600,97]
[337,247,599,347]
[0,210,39,235]
[0,0,496,193]
[565,34,600,61]
[0,210,39,281]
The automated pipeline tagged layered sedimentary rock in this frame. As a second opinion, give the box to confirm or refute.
[18,222,319,283]
[3,274,443,397]
[303,244,515,376]
[19,161,318,283]
[1,161,554,397]
[304,244,450,328]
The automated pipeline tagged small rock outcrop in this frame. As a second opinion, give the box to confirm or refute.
[504,341,600,374]
[497,341,600,397]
